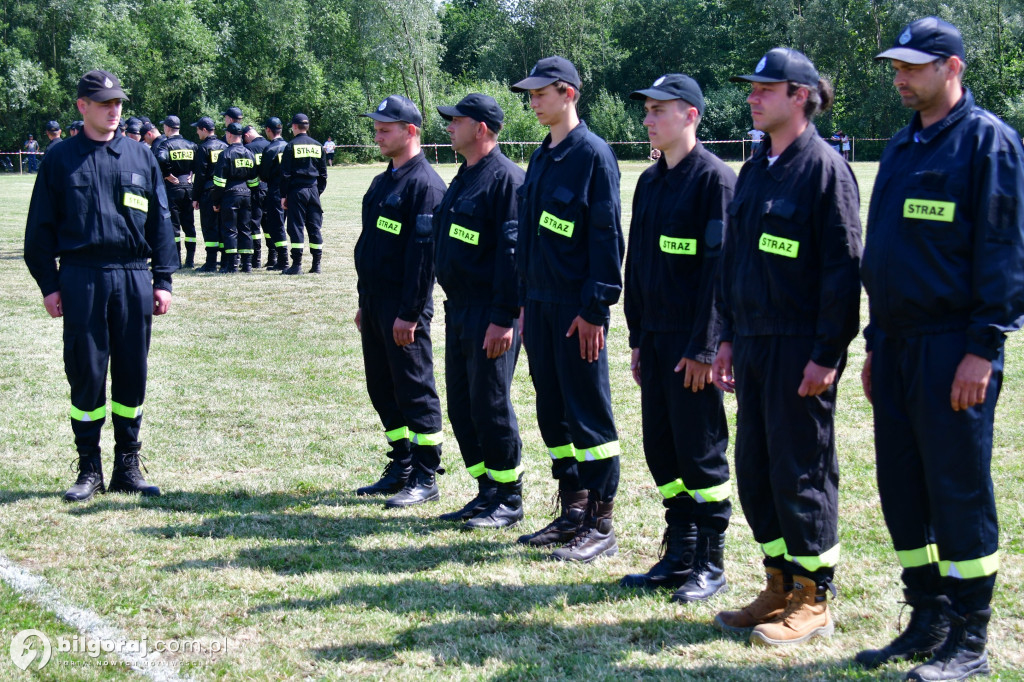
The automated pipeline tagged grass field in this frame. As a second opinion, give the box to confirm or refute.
[0,161,1022,681]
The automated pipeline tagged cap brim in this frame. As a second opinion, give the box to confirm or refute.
[360,112,415,124]
[436,105,464,121]
[510,76,558,93]
[86,88,128,102]
[729,74,786,84]
[874,47,939,64]
[629,88,680,101]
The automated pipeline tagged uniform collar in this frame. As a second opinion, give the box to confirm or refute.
[540,120,590,162]
[388,151,427,180]
[456,145,500,180]
[653,141,706,187]
[903,88,972,147]
[73,132,124,157]
[755,123,818,175]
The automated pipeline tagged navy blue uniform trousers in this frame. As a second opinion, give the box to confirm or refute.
[61,265,151,456]
[220,192,250,255]
[166,183,194,251]
[262,189,287,249]
[286,185,323,252]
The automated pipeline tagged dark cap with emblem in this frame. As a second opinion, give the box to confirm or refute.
[437,93,504,133]
[264,116,283,131]
[160,115,181,128]
[241,125,254,135]
[630,74,706,116]
[77,69,129,102]
[360,96,422,127]
[225,121,244,136]
[70,120,83,132]
[191,116,216,131]
[731,48,819,88]
[291,112,310,126]
[511,56,581,92]
[221,106,243,120]
[139,122,156,136]
[125,119,142,135]
[45,120,61,132]
[875,17,965,64]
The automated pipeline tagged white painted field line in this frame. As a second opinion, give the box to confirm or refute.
[0,551,196,682]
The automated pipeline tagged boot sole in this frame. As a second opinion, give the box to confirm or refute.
[63,487,104,503]
[549,542,619,563]
[671,582,730,603]
[463,516,523,530]
[619,574,691,590]
[384,491,440,508]
[713,614,760,635]
[905,661,990,682]
[749,620,834,647]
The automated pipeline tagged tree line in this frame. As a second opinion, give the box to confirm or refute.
[2,0,1022,160]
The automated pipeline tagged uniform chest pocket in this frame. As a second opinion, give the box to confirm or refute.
[448,199,486,246]
[120,171,151,216]
[900,171,963,241]
[538,185,578,238]
[375,193,404,235]
[759,198,807,259]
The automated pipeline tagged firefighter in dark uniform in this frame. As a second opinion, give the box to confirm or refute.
[23,70,176,502]
[259,117,289,270]
[141,122,164,152]
[243,125,270,268]
[856,18,1024,681]
[210,121,259,273]
[353,95,446,508]
[712,48,862,646]
[155,115,198,267]
[43,121,62,160]
[221,106,243,140]
[619,75,735,601]
[510,57,624,562]
[433,94,525,529]
[125,117,143,142]
[69,120,83,137]
[191,116,227,271]
[280,113,327,275]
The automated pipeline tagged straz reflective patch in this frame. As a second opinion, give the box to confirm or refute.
[169,149,193,162]
[659,235,697,255]
[904,199,955,222]
[539,211,574,237]
[758,233,799,258]
[254,153,262,165]
[234,158,254,169]
[449,223,479,245]
[377,216,401,235]
[210,149,222,162]
[123,193,149,213]
[293,144,322,159]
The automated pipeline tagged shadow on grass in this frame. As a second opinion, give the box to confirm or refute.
[0,489,57,505]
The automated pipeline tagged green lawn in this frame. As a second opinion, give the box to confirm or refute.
[0,162,1021,680]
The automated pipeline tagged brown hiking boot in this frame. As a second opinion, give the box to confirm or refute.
[714,567,791,633]
[750,575,834,646]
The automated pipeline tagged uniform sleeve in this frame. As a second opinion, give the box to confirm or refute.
[279,145,293,197]
[23,156,62,297]
[397,183,443,321]
[210,154,227,205]
[191,148,208,202]
[317,149,328,195]
[516,183,529,308]
[684,168,733,364]
[579,153,624,324]
[146,154,178,291]
[811,163,863,368]
[155,143,171,178]
[965,134,1024,359]
[489,172,521,328]
[623,182,644,349]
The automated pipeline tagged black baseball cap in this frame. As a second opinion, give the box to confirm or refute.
[511,56,581,92]
[191,116,216,131]
[875,17,965,64]
[77,70,128,102]
[437,93,504,133]
[138,116,151,125]
[630,74,706,117]
[731,48,820,88]
[125,119,142,135]
[361,96,422,127]
[45,120,61,132]
[221,106,243,120]
[160,115,181,128]
[70,120,83,132]
[291,112,310,126]
[226,122,244,136]
[241,125,254,135]
[139,122,156,136]
[264,116,283,131]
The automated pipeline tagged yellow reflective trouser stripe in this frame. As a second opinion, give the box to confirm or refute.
[225,248,238,254]
[110,401,142,419]
[70,405,106,422]
[309,243,323,250]
[897,544,940,569]
[761,537,788,558]
[548,444,576,460]
[577,440,620,461]
[940,552,999,579]
[183,237,197,243]
[212,176,225,187]
[466,461,486,478]
[204,241,219,247]
[385,426,409,442]
[787,543,841,571]
[658,479,688,499]
[488,465,523,483]
[659,478,732,502]
[274,241,288,247]
[219,242,225,248]
[410,430,443,446]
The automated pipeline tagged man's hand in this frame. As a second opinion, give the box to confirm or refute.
[43,291,63,318]
[676,357,713,392]
[861,351,872,405]
[482,323,513,359]
[566,316,604,363]
[951,353,992,411]
[164,175,179,185]
[354,308,362,332]
[518,307,525,339]
[154,289,172,316]
[630,348,641,386]
[798,360,837,397]
[213,205,220,213]
[393,317,417,347]
[281,198,288,210]
[192,200,199,210]
[712,342,735,393]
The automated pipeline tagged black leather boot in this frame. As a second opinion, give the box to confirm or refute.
[907,607,991,681]
[855,591,950,669]
[309,251,322,274]
[240,254,253,272]
[671,529,728,602]
[252,243,261,270]
[198,248,219,272]
[620,523,697,589]
[439,475,496,521]
[265,244,277,269]
[385,469,439,508]
[550,500,618,562]
[107,447,160,496]
[282,249,303,275]
[219,253,239,273]
[356,459,412,496]
[517,488,588,547]
[183,243,196,268]
[64,454,105,502]
[272,246,288,270]
[464,476,524,529]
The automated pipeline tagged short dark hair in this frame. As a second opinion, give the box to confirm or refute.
[787,77,833,120]
[554,80,581,103]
